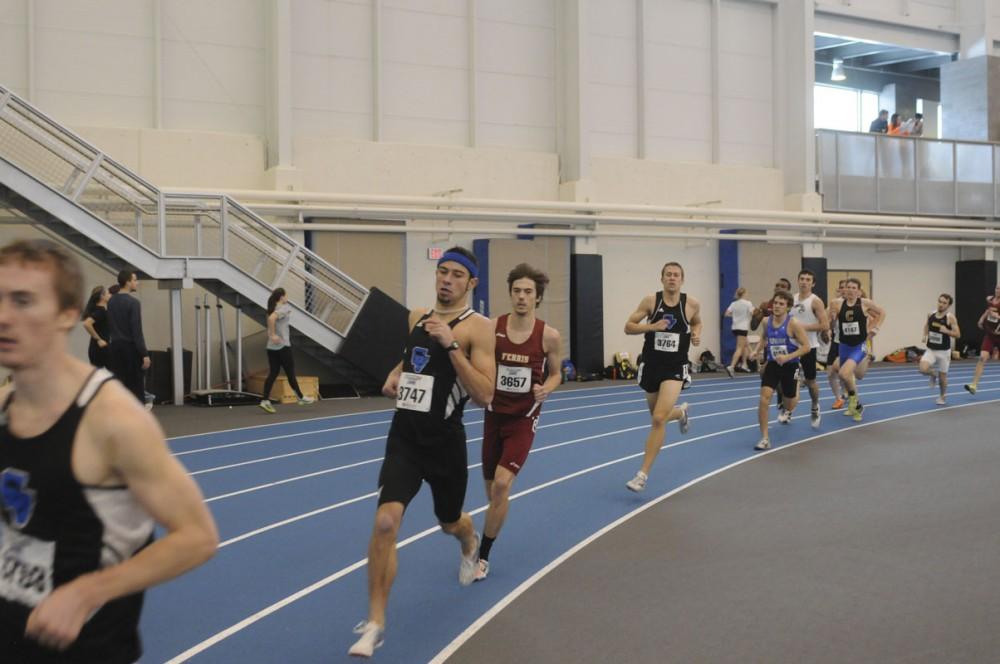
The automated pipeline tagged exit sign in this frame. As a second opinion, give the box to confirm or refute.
[427,247,444,260]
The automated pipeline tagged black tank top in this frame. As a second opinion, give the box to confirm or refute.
[837,298,868,347]
[0,370,154,664]
[641,292,691,366]
[926,312,952,351]
[391,309,475,442]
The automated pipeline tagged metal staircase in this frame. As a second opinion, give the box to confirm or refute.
[0,84,374,397]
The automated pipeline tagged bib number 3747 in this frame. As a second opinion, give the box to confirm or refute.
[396,372,434,413]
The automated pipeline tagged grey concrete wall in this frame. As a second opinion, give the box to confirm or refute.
[941,56,990,140]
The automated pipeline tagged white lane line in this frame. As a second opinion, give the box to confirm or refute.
[171,394,643,458]
[427,395,1000,663]
[199,375,989,500]
[166,363,936,444]
[165,382,646,442]
[188,372,977,477]
[208,381,1000,549]
[170,391,1000,664]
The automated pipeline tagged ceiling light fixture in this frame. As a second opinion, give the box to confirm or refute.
[831,58,846,81]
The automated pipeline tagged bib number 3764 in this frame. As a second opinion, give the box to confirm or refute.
[654,332,680,352]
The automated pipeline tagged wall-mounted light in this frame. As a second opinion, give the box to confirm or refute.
[831,58,846,81]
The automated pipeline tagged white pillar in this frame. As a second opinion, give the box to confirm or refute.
[957,0,992,59]
[558,0,590,186]
[264,0,300,189]
[775,0,815,201]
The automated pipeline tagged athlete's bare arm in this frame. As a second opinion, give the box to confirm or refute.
[382,308,426,398]
[624,294,662,335]
[781,318,811,364]
[687,296,702,347]
[533,325,563,404]
[921,318,930,344]
[861,299,886,334]
[809,296,829,333]
[425,312,495,406]
[25,383,218,651]
[977,307,994,330]
[946,313,961,338]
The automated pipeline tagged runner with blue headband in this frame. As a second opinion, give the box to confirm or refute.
[437,250,479,279]
[350,246,496,658]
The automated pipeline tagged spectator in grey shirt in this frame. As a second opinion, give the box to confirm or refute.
[107,268,150,404]
[259,287,314,413]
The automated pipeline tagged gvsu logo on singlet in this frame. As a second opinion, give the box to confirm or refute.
[1,468,36,529]
[410,347,431,373]
[662,314,676,329]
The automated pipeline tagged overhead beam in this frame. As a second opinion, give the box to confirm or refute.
[814,37,859,51]
[889,54,954,73]
[816,42,900,61]
[855,49,940,67]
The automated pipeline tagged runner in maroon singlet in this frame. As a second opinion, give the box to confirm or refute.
[475,264,562,582]
[965,284,1000,395]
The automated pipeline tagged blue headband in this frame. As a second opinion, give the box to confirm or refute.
[437,251,479,279]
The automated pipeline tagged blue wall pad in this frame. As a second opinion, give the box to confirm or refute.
[718,231,739,365]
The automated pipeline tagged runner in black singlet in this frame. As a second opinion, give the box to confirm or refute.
[349,246,496,658]
[0,239,217,663]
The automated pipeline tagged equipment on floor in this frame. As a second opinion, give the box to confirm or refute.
[190,294,259,407]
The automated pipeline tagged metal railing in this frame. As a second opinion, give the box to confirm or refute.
[817,128,1000,218]
[0,84,367,336]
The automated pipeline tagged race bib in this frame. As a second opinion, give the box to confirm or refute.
[988,312,999,323]
[396,372,434,413]
[497,365,531,393]
[654,332,680,352]
[770,344,788,358]
[928,331,943,345]
[0,523,54,607]
[841,322,861,337]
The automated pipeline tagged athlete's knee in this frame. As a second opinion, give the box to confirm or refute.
[650,410,670,428]
[491,473,514,500]
[373,505,402,539]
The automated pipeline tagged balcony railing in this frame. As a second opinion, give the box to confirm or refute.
[816,129,1000,218]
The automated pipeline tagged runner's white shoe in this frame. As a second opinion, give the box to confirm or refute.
[349,621,384,658]
[678,402,690,434]
[626,471,648,492]
[473,558,489,582]
[810,408,821,429]
[754,437,771,451]
[935,396,946,406]
[458,533,480,586]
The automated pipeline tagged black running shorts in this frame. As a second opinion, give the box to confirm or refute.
[761,360,798,398]
[377,426,468,524]
[638,360,689,394]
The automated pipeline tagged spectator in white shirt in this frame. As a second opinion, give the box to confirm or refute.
[724,287,755,377]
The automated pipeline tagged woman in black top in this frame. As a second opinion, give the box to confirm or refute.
[82,285,111,368]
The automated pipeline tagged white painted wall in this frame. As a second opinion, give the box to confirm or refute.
[644,0,713,162]
[824,244,960,358]
[602,236,720,369]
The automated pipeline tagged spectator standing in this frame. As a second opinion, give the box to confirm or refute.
[869,110,889,133]
[107,269,150,405]
[259,288,314,413]
[81,285,111,368]
[724,287,755,377]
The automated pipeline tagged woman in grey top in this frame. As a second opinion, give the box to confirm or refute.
[259,287,314,413]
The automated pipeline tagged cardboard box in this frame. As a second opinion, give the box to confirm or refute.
[246,374,320,404]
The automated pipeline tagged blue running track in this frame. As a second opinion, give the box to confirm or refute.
[141,364,998,663]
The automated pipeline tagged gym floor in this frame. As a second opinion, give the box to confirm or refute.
[146,362,998,663]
